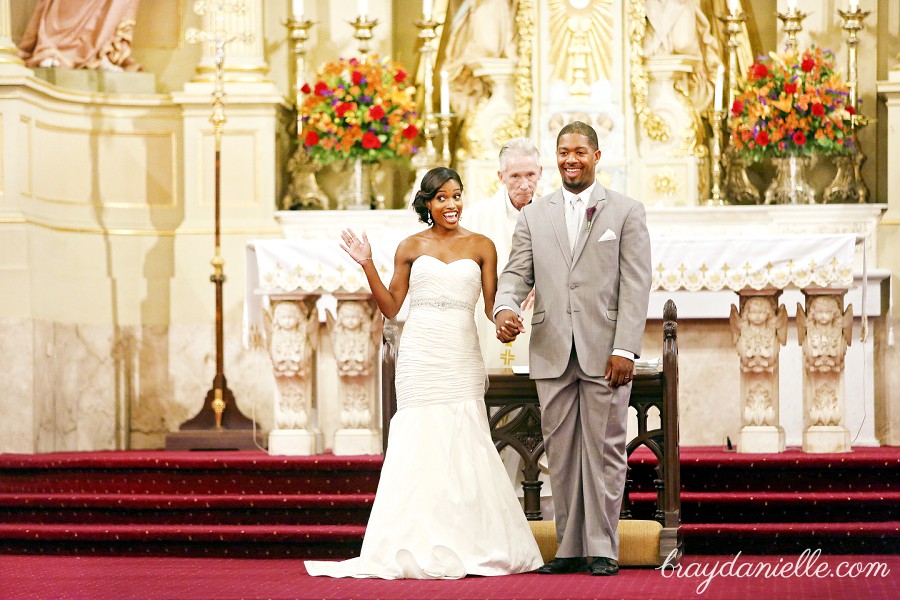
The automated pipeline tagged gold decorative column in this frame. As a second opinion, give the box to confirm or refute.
[410,14,441,181]
[0,0,23,65]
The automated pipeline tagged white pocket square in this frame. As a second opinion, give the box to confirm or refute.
[597,229,617,242]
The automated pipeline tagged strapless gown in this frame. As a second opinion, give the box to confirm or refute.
[305,255,544,579]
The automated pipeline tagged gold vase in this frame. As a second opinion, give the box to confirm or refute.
[764,155,816,205]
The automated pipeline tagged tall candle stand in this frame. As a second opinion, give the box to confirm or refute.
[168,0,256,449]
[825,5,872,203]
[350,14,378,55]
[776,4,808,52]
[282,15,327,210]
[437,113,455,166]
[411,16,441,177]
[705,108,726,206]
[719,8,759,204]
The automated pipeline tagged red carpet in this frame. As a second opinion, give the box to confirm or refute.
[0,553,897,599]
[1,447,897,557]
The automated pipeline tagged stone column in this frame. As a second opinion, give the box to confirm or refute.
[266,296,321,455]
[329,295,383,455]
[797,289,853,453]
[730,290,788,453]
[192,0,271,85]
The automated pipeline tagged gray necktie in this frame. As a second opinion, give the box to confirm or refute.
[567,195,583,253]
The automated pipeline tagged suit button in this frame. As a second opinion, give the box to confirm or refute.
[567,308,571,314]
[569,283,576,290]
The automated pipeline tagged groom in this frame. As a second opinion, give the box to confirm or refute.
[493,121,651,576]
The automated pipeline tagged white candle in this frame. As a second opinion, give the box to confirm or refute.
[726,0,739,14]
[714,64,724,110]
[849,0,859,11]
[786,0,797,11]
[358,0,368,18]
[292,0,304,18]
[440,70,450,114]
[423,0,433,20]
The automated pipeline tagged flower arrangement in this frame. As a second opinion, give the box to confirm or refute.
[728,47,855,163]
[299,55,420,165]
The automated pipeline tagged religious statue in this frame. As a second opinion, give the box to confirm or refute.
[442,0,518,118]
[327,301,382,378]
[729,296,788,374]
[265,300,318,431]
[643,0,722,110]
[18,0,143,71]
[797,296,853,373]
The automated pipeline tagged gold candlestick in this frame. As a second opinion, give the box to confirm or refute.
[282,15,328,210]
[776,5,808,52]
[349,15,378,55]
[706,109,727,206]
[411,16,441,175]
[437,114,454,166]
[837,6,871,117]
[719,8,759,204]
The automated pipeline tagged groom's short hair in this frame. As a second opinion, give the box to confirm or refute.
[557,121,599,152]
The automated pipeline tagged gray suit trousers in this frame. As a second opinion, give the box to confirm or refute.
[535,346,630,560]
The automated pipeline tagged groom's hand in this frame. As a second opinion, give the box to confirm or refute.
[606,355,634,388]
[494,309,524,343]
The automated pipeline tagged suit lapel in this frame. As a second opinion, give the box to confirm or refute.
[548,190,572,268]
[571,184,608,268]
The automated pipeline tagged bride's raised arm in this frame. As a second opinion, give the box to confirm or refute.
[340,229,412,320]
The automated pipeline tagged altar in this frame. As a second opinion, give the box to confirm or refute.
[244,204,888,456]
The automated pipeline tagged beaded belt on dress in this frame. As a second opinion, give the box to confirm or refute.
[410,296,474,311]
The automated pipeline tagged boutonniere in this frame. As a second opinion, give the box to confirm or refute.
[585,206,596,232]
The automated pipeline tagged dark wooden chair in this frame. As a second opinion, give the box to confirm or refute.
[381,300,682,565]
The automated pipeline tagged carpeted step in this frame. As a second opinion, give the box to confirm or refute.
[0,523,366,559]
[0,493,375,526]
[682,521,900,554]
[627,491,900,523]
[0,451,383,496]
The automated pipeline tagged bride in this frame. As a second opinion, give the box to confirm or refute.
[304,167,543,579]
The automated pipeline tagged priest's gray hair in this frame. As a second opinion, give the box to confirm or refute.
[498,138,540,173]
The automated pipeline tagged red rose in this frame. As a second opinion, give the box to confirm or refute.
[801,56,815,72]
[304,130,319,146]
[811,103,825,117]
[362,132,382,149]
[351,70,364,85]
[301,82,311,95]
[784,82,798,95]
[731,99,744,116]
[401,124,418,139]
[848,105,856,115]
[755,131,770,146]
[314,81,329,96]
[335,102,354,118]
[394,70,407,83]
[793,131,807,146]
[368,105,385,120]
[751,63,768,79]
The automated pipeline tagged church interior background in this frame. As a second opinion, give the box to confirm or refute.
[1,0,898,457]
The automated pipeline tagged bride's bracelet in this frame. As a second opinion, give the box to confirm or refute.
[357,257,372,265]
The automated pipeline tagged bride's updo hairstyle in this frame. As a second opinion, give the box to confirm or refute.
[412,167,464,225]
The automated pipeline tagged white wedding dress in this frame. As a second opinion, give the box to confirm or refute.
[305,255,544,579]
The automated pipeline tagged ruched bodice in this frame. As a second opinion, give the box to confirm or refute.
[395,255,487,410]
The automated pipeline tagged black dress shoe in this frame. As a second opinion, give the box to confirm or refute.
[536,556,588,574]
[589,557,619,576]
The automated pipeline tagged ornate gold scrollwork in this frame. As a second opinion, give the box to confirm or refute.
[493,0,535,146]
[627,0,670,143]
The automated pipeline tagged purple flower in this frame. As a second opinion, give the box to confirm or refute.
[585,206,596,232]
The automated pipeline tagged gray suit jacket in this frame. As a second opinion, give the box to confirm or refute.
[493,184,652,379]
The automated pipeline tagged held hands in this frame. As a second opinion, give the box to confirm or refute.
[606,355,634,388]
[340,228,372,265]
[494,309,525,343]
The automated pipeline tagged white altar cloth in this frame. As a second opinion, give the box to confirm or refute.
[243,233,857,348]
